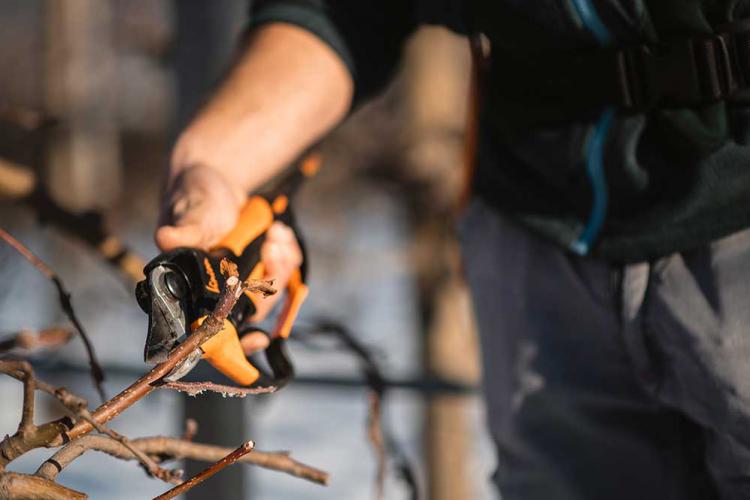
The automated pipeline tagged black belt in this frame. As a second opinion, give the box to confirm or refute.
[494,19,750,114]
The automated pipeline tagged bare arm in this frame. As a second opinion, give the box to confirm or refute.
[155,23,352,326]
[156,23,353,251]
[170,23,353,194]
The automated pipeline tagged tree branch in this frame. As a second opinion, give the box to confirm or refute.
[154,441,254,500]
[162,380,277,397]
[63,265,274,441]
[35,435,329,486]
[367,392,386,500]
[0,263,276,466]
[0,328,73,354]
[77,412,182,484]
[0,228,106,401]
[0,472,86,500]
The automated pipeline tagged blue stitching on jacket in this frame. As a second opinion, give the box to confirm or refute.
[569,108,615,255]
[569,0,613,45]
[569,0,614,255]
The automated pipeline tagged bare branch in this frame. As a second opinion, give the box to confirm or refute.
[367,392,386,500]
[245,277,276,297]
[181,419,198,442]
[63,261,274,441]
[153,441,254,499]
[36,435,329,486]
[0,361,38,435]
[0,158,35,200]
[0,103,50,131]
[162,381,277,397]
[0,228,106,401]
[0,264,274,467]
[0,328,74,354]
[0,360,88,468]
[77,412,182,484]
[0,472,86,500]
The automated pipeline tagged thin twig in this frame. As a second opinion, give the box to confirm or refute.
[153,441,254,499]
[0,360,87,469]
[0,227,106,402]
[0,361,38,436]
[35,435,329,485]
[162,380,277,397]
[0,328,73,354]
[182,419,198,442]
[62,262,274,441]
[0,262,272,466]
[0,472,86,500]
[367,392,386,500]
[299,320,421,499]
[0,103,50,131]
[78,412,182,484]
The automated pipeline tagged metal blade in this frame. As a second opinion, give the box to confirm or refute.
[164,347,203,382]
[144,265,187,364]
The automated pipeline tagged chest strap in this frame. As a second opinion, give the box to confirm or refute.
[496,19,750,114]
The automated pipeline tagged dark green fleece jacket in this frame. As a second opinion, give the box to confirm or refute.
[249,0,750,262]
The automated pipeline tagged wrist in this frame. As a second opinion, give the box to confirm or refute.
[169,130,249,204]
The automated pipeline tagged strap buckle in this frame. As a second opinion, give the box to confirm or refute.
[615,34,742,112]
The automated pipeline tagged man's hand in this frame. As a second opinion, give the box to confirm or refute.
[155,165,304,353]
[155,165,245,252]
[155,23,352,355]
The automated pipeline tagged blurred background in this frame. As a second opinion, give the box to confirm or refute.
[0,1,495,498]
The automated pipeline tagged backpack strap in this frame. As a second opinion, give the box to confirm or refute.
[495,17,750,115]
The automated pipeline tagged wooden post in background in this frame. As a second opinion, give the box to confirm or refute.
[44,0,121,211]
[400,27,482,500]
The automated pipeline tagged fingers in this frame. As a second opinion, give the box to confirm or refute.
[250,222,303,322]
[240,332,270,356]
[154,166,243,251]
[154,224,206,252]
[263,222,304,279]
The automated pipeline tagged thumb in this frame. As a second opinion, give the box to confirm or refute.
[154,224,207,251]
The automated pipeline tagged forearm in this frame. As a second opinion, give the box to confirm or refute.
[170,23,353,194]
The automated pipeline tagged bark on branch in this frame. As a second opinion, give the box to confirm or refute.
[63,267,274,440]
[35,435,329,485]
[0,328,73,354]
[0,472,85,500]
[0,228,105,400]
[0,262,274,466]
[153,440,255,499]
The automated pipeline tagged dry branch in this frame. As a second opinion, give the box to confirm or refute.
[0,360,88,468]
[0,328,73,354]
[0,103,49,131]
[35,435,329,486]
[0,228,106,401]
[153,440,254,499]
[181,419,198,442]
[0,158,35,200]
[0,263,274,467]
[0,248,328,497]
[162,380,277,397]
[63,267,274,440]
[77,412,182,484]
[0,472,85,500]
[367,392,386,500]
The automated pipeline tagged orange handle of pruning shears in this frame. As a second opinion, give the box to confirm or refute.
[191,154,318,386]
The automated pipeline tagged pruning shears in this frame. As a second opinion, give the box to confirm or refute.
[135,154,319,389]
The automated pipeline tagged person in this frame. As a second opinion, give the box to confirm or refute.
[155,2,750,499]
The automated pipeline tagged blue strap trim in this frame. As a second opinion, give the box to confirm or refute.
[569,107,615,255]
[568,0,614,255]
[569,0,613,46]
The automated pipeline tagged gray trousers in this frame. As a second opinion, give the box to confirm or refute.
[460,199,750,500]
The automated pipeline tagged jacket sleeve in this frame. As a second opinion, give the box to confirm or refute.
[249,0,419,105]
